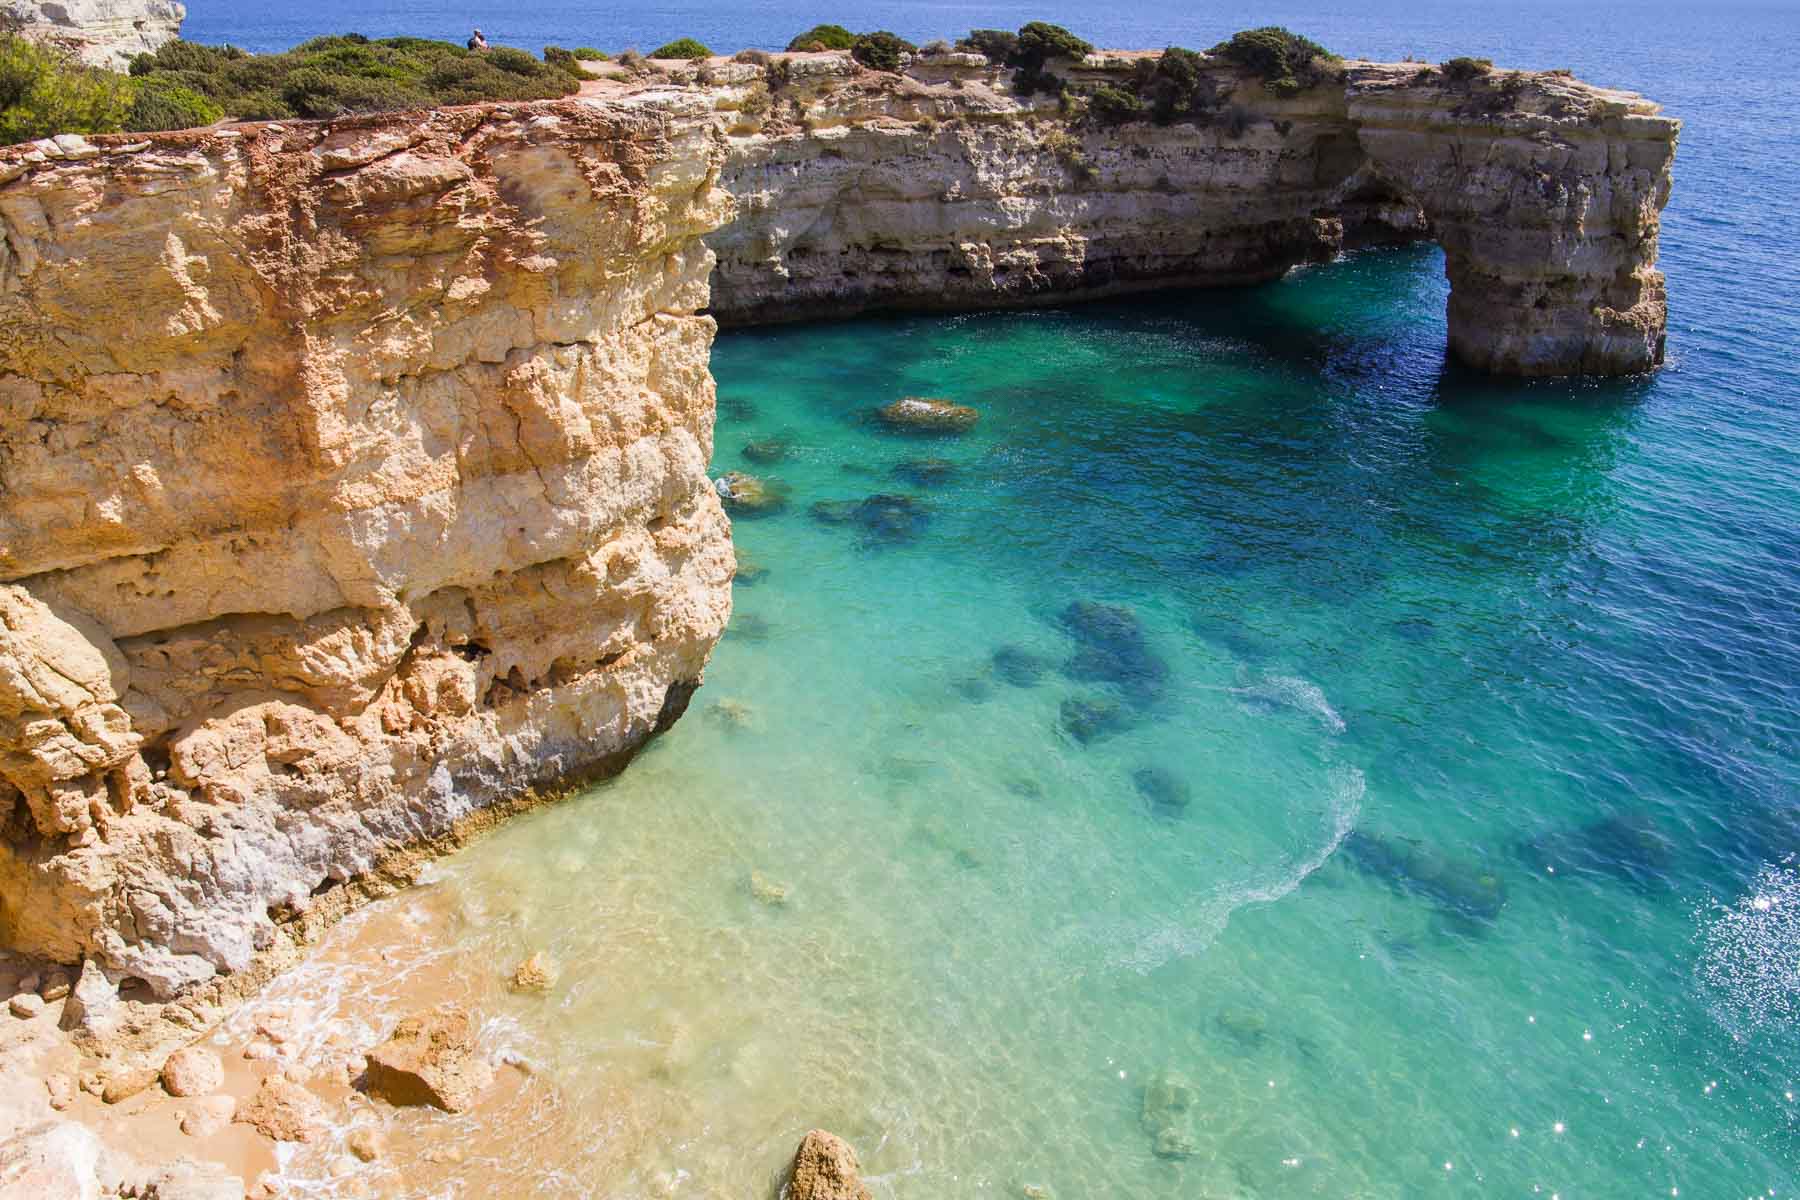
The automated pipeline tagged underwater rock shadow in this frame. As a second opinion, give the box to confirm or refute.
[1055,600,1172,710]
[809,493,931,547]
[1338,829,1508,925]
[1516,812,1678,894]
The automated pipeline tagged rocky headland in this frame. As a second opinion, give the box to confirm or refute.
[1,0,184,69]
[0,32,1678,1194]
[682,48,1678,374]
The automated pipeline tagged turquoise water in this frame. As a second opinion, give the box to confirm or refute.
[182,1,1800,1194]
[256,243,1799,1198]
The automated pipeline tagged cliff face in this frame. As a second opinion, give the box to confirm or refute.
[700,51,1677,375]
[1,0,185,69]
[0,99,735,998]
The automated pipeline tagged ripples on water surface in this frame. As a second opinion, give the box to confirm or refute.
[194,0,1800,1194]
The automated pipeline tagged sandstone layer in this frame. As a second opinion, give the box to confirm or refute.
[685,49,1677,375]
[0,98,736,1006]
[1,0,185,69]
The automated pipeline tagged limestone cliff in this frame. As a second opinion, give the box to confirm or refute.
[691,50,1677,375]
[2,0,184,69]
[0,98,736,999]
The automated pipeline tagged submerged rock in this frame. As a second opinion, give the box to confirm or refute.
[892,456,958,487]
[733,553,769,586]
[363,1006,493,1113]
[1058,601,1169,707]
[1132,767,1191,816]
[727,613,772,642]
[809,499,856,525]
[875,397,979,434]
[178,1095,236,1137]
[1342,830,1507,921]
[705,698,759,729]
[1213,1008,1269,1049]
[749,870,790,906]
[953,674,993,702]
[508,952,558,994]
[787,1129,873,1200]
[1059,696,1131,745]
[347,1125,387,1163]
[991,644,1049,688]
[742,437,790,463]
[1518,813,1676,891]
[715,471,790,517]
[811,494,929,545]
[1140,1068,1199,1159]
[235,1076,327,1142]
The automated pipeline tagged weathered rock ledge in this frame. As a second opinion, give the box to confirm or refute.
[664,48,1678,375]
[0,96,736,1035]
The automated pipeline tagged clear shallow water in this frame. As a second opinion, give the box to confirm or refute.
[179,1,1800,1195]
[253,245,1800,1197]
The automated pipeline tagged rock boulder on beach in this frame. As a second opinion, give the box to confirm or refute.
[235,1076,326,1143]
[363,1005,493,1113]
[162,1046,224,1097]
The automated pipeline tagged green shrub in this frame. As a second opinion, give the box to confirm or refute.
[1210,27,1335,96]
[1086,84,1143,125]
[650,38,712,60]
[572,47,607,61]
[121,35,580,123]
[851,31,914,73]
[124,74,223,131]
[1129,46,1215,124]
[1,34,133,144]
[282,66,427,117]
[129,40,244,76]
[1014,22,1091,68]
[956,29,1017,62]
[958,23,1090,98]
[542,45,582,75]
[786,24,856,51]
[1440,56,1493,82]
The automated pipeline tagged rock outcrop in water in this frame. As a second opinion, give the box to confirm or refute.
[0,100,735,1006]
[786,1129,873,1200]
[1,0,185,69]
[702,50,1677,375]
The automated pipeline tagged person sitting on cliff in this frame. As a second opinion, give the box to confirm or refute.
[467,28,489,52]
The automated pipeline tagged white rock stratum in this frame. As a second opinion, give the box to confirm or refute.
[2,0,184,69]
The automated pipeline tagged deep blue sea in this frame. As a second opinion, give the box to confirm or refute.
[189,3,1800,1196]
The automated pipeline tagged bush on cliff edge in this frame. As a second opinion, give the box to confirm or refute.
[0,33,132,143]
[851,31,915,73]
[786,24,857,52]
[650,38,713,60]
[1210,26,1337,97]
[124,34,580,124]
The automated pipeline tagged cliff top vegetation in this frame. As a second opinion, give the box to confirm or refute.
[124,34,581,124]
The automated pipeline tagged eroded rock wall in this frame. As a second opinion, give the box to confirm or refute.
[0,98,736,998]
[695,51,1676,375]
[2,0,184,69]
